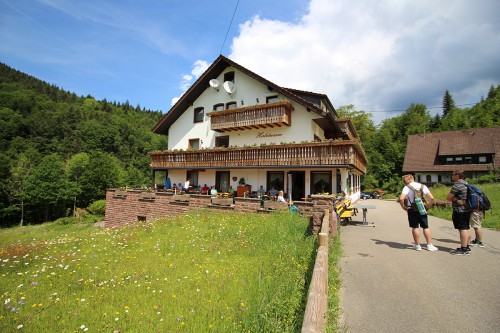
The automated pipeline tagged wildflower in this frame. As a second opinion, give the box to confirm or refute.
[115,317,119,321]
[17,324,23,329]
[4,298,10,304]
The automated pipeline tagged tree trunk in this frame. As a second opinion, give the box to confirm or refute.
[19,200,24,227]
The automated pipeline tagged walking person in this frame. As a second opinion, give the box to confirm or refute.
[446,170,472,255]
[399,174,438,251]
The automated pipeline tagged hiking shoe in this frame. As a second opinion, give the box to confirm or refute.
[426,244,438,251]
[470,239,484,248]
[414,244,422,251]
[451,248,470,256]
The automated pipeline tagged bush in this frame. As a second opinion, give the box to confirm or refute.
[431,183,446,189]
[87,200,106,216]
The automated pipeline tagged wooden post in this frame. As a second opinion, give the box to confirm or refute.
[302,208,330,333]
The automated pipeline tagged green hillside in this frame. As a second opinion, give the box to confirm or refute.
[0,63,168,226]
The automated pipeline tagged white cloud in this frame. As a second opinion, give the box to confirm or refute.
[171,60,210,106]
[228,0,500,123]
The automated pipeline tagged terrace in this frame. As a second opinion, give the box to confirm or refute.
[150,140,367,173]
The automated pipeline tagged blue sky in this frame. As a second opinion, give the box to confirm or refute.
[1,0,499,123]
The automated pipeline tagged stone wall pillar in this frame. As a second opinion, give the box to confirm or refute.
[310,195,338,236]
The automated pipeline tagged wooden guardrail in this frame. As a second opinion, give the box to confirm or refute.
[302,209,330,333]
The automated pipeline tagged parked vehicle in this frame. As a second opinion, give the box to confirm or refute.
[360,193,372,199]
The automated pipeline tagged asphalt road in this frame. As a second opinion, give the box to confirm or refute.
[339,199,500,333]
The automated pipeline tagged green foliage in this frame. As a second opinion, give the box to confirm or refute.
[0,63,168,226]
[87,199,106,216]
[23,154,78,222]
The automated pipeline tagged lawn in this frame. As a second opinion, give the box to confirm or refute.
[0,211,322,332]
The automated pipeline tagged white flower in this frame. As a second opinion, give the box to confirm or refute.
[17,324,23,329]
[5,298,11,304]
[80,325,86,329]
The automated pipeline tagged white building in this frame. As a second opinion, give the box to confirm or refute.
[150,55,367,202]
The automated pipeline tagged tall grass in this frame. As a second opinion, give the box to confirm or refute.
[0,211,318,332]
[429,182,500,230]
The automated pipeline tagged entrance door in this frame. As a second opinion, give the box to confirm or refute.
[288,171,305,201]
[216,171,230,193]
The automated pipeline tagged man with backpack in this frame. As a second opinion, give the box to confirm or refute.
[447,170,472,255]
[399,174,439,251]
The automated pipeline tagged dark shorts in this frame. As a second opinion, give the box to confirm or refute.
[452,211,471,230]
[407,209,429,229]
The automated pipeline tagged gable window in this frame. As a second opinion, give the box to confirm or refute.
[189,139,200,150]
[224,71,235,83]
[194,107,204,123]
[266,95,278,103]
[215,136,229,148]
[226,101,237,109]
[213,103,224,111]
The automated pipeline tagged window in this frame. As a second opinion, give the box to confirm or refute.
[189,139,200,149]
[465,157,472,164]
[446,157,453,163]
[426,175,431,183]
[311,172,332,194]
[267,172,284,192]
[215,136,229,148]
[438,175,442,182]
[187,170,199,187]
[153,170,167,187]
[479,156,487,163]
[194,107,204,123]
[224,71,235,83]
[226,101,237,109]
[213,103,224,111]
[266,95,278,103]
[455,157,463,162]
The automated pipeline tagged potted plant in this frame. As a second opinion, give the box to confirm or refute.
[239,178,246,185]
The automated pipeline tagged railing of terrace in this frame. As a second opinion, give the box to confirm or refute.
[207,101,293,132]
[150,141,367,173]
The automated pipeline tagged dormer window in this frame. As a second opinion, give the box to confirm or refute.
[266,95,278,103]
[224,71,235,83]
[194,107,204,123]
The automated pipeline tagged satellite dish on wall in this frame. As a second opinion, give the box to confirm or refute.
[223,81,236,94]
[209,79,220,91]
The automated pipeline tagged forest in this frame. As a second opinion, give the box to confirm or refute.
[0,62,499,227]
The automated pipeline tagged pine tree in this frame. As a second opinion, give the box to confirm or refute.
[442,89,456,116]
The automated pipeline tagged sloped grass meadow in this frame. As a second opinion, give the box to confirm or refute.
[0,211,322,332]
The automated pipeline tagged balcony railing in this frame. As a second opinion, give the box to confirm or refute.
[206,101,293,132]
[150,141,367,173]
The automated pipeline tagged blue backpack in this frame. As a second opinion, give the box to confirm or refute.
[458,182,492,211]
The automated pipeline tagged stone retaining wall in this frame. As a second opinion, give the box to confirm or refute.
[105,189,337,233]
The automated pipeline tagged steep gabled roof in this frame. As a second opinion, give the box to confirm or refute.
[402,127,500,172]
[152,55,341,135]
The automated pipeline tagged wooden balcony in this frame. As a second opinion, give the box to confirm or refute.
[150,141,367,173]
[206,101,293,132]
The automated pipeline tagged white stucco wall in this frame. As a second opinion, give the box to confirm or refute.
[168,67,327,150]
